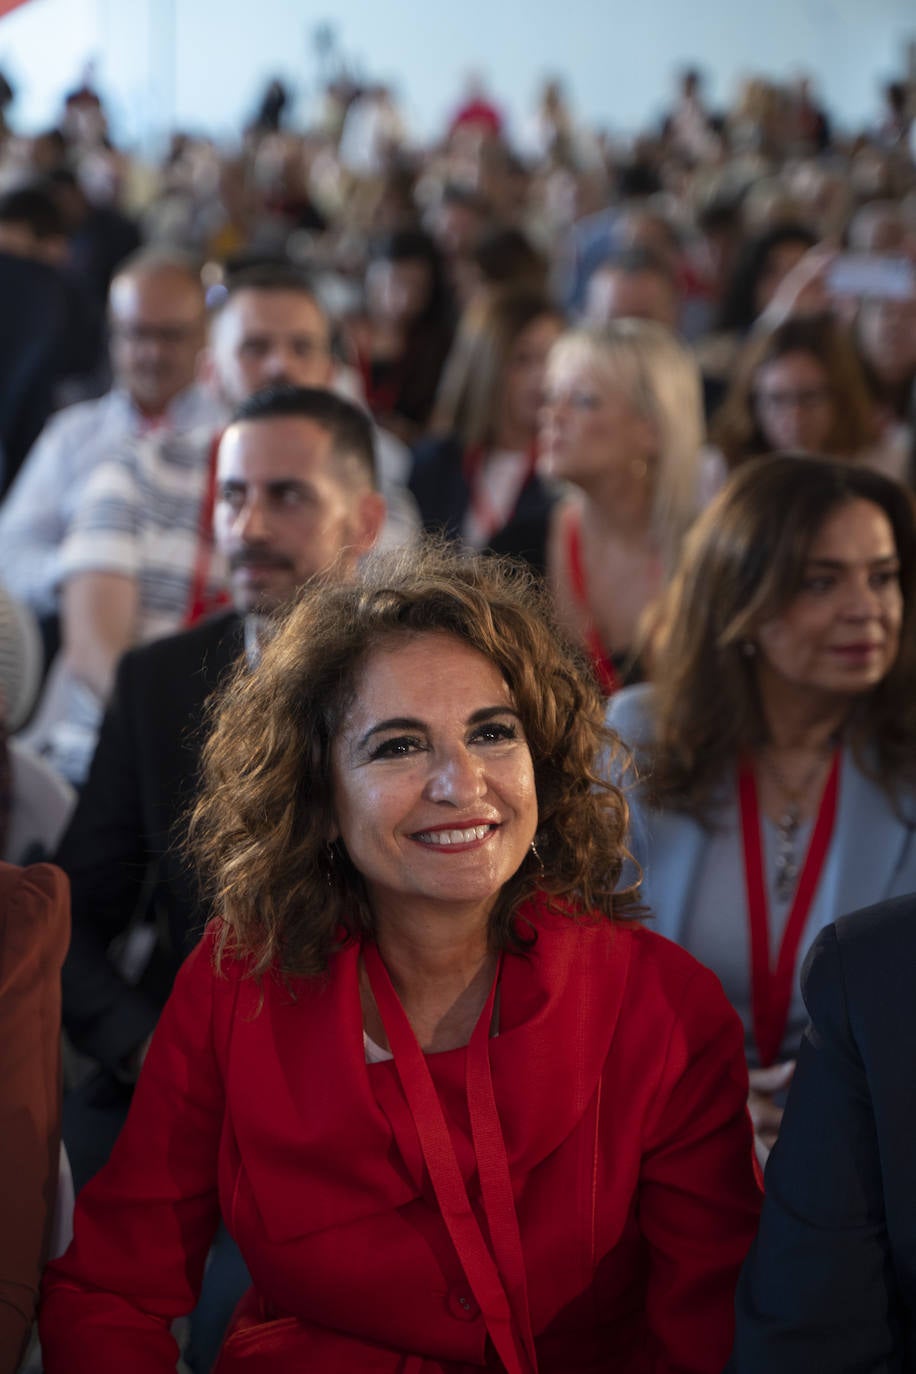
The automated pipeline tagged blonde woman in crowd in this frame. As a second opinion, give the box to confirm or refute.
[539,319,715,694]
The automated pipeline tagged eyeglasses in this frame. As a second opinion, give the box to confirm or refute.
[754,387,832,412]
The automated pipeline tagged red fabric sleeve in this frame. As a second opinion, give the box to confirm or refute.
[39,930,229,1373]
[638,962,763,1374]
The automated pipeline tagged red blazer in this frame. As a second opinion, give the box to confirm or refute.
[0,861,69,1374]
[40,898,761,1373]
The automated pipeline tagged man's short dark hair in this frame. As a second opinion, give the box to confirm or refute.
[222,262,322,305]
[212,263,331,343]
[0,183,64,238]
[230,384,377,488]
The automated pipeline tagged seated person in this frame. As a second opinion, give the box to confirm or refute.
[0,586,74,866]
[0,249,217,645]
[57,384,385,1190]
[539,319,709,694]
[27,263,406,785]
[41,542,761,1372]
[410,284,563,570]
[0,860,69,1374]
[607,456,916,1159]
[0,184,103,494]
[735,892,916,1371]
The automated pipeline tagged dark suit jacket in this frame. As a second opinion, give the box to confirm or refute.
[408,434,557,576]
[735,894,916,1372]
[56,611,244,1073]
[0,252,101,494]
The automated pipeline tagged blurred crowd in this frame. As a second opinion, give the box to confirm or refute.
[3,49,916,1372]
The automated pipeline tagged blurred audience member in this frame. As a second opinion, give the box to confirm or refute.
[0,587,73,867]
[0,184,102,490]
[48,165,141,307]
[446,72,504,143]
[661,67,720,163]
[539,319,709,692]
[410,285,562,565]
[0,250,216,645]
[584,247,680,330]
[712,313,897,475]
[348,227,454,440]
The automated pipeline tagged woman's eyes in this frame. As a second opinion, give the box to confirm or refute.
[368,721,519,760]
[369,735,424,760]
[471,721,519,744]
[800,576,835,593]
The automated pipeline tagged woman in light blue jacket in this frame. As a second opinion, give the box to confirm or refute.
[606,455,916,1157]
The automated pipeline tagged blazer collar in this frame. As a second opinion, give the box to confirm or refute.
[225,898,633,1244]
[828,748,916,918]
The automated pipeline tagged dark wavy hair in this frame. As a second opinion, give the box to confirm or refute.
[646,455,916,818]
[712,312,879,467]
[189,542,639,978]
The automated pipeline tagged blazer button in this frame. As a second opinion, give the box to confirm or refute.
[447,1287,480,1321]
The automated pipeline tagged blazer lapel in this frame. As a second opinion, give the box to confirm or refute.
[829,749,916,918]
[641,807,708,945]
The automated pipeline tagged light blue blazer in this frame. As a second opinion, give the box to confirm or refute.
[606,684,916,946]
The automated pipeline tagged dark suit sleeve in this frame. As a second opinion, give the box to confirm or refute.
[56,652,161,1072]
[734,924,899,1372]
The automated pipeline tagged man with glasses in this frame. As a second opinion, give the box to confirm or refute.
[31,263,415,784]
[0,248,218,644]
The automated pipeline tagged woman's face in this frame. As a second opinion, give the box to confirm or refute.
[753,498,903,705]
[365,257,433,326]
[753,350,836,454]
[330,632,538,932]
[858,297,916,385]
[500,314,563,441]
[539,352,656,484]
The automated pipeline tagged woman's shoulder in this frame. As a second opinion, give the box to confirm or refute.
[531,897,729,1017]
[605,681,658,750]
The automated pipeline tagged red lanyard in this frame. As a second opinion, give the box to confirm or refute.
[184,431,230,627]
[565,509,621,697]
[462,442,538,542]
[737,751,841,1067]
[363,943,538,1374]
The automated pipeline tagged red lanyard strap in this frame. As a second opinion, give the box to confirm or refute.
[564,509,621,697]
[462,442,538,542]
[737,750,841,1067]
[363,943,538,1374]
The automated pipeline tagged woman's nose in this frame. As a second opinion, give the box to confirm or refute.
[424,748,487,806]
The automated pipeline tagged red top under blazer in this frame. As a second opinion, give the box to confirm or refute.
[39,896,762,1372]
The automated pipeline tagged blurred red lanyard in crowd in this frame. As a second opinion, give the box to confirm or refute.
[738,751,841,1067]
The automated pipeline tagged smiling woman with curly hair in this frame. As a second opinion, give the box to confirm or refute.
[41,542,761,1374]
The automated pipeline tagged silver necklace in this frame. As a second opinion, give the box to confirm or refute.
[757,750,831,903]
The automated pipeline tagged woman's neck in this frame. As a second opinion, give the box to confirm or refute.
[756,672,851,753]
[575,468,654,545]
[366,909,497,1052]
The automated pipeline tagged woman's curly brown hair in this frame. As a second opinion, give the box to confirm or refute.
[188,541,640,978]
